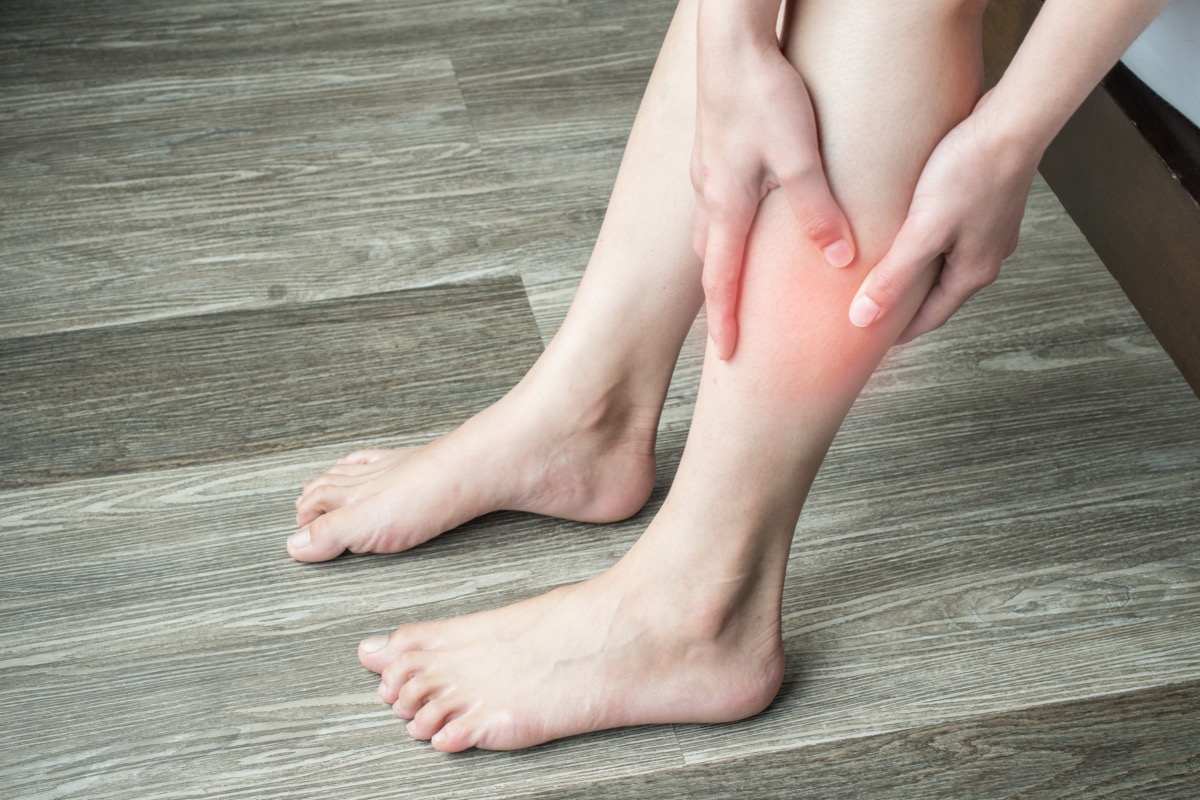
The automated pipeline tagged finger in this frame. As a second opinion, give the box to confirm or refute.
[701,205,755,360]
[850,217,945,328]
[692,202,709,261]
[778,164,855,268]
[896,255,1000,343]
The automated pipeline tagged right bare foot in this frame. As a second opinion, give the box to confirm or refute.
[287,369,661,562]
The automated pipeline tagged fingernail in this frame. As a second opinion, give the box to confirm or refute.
[709,334,731,361]
[287,528,310,549]
[850,295,881,327]
[361,635,388,653]
[823,239,853,268]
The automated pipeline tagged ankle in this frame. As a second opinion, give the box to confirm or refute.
[519,359,661,448]
[616,537,787,641]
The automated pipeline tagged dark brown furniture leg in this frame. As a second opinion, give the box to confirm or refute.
[983,0,1200,398]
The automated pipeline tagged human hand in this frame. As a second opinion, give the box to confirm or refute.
[846,92,1041,343]
[692,32,855,359]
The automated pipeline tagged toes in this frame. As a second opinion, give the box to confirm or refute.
[377,644,430,691]
[407,698,458,740]
[359,635,394,673]
[295,483,356,528]
[430,716,478,753]
[360,618,446,671]
[336,449,389,466]
[285,512,350,563]
[392,674,438,720]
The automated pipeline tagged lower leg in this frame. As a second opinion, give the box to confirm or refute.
[359,0,986,751]
[288,1,707,561]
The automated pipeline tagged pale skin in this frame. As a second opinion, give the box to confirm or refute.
[289,0,1163,752]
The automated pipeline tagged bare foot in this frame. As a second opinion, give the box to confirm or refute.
[288,369,661,562]
[356,523,788,752]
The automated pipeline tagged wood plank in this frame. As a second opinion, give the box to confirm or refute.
[0,433,689,800]
[0,278,543,488]
[525,682,1200,799]
[0,0,673,341]
[0,51,497,339]
[0,0,582,89]
[450,3,671,160]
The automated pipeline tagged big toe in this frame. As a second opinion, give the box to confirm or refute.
[285,521,347,563]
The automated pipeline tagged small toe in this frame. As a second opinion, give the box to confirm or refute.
[430,717,477,753]
[408,698,457,740]
[374,643,430,693]
[336,449,388,466]
[393,675,437,720]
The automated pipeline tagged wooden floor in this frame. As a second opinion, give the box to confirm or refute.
[2,1,1198,797]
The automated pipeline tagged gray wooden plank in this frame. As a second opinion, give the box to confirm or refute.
[0,0,582,90]
[0,434,688,800]
[0,0,669,341]
[0,51,494,339]
[0,277,543,487]
[450,5,671,159]
[524,682,1200,800]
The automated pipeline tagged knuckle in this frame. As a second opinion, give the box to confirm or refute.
[970,262,1001,291]
[703,193,741,219]
[307,514,329,541]
[868,269,905,302]
[701,269,728,298]
[703,179,754,218]
[798,211,839,242]
[689,159,704,191]
[774,158,814,188]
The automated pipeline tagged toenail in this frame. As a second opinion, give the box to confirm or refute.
[406,721,417,735]
[361,635,388,653]
[377,680,389,697]
[287,529,310,549]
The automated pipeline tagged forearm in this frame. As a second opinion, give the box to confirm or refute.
[982,0,1169,162]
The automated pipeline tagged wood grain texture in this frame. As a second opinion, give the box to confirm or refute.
[3,0,1200,798]
[0,434,687,800]
[0,0,673,341]
[524,682,1200,799]
[0,278,543,488]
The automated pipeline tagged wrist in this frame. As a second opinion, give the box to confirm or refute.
[970,86,1053,172]
[697,0,783,53]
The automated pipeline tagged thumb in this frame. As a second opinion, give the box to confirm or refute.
[850,216,944,328]
[779,165,855,268]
